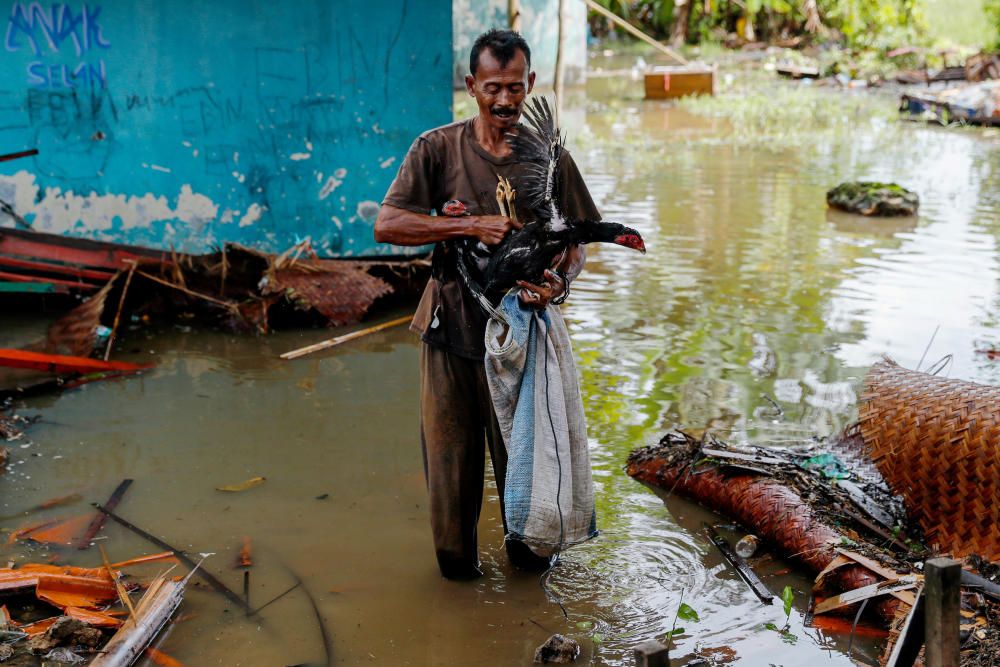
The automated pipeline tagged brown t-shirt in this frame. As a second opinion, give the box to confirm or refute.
[382,117,601,359]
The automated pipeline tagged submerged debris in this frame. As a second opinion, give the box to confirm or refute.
[533,634,580,664]
[826,182,919,217]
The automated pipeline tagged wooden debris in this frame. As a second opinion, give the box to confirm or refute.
[145,647,186,667]
[814,577,918,615]
[281,314,412,360]
[90,570,191,667]
[95,505,249,612]
[79,479,134,550]
[0,349,151,375]
[99,545,137,621]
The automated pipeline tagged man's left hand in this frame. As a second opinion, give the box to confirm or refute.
[517,269,566,309]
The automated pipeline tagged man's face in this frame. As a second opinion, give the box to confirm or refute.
[465,48,535,132]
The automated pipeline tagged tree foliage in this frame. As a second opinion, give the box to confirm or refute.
[589,0,930,50]
[987,0,1000,51]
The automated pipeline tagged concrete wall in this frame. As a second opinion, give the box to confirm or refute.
[453,0,588,88]
[0,0,452,257]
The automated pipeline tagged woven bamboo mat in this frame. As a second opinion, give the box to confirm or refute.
[858,359,1000,561]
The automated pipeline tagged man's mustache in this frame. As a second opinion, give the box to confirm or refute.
[491,106,517,117]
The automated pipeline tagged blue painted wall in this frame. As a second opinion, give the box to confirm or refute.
[0,1,452,257]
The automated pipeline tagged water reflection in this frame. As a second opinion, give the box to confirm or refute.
[1,65,999,665]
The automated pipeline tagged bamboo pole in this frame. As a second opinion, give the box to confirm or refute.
[104,263,136,361]
[280,315,412,360]
[90,573,189,667]
[508,0,521,31]
[554,0,567,125]
[581,0,688,65]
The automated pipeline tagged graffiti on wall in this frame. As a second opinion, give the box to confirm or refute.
[0,1,450,257]
[4,3,111,89]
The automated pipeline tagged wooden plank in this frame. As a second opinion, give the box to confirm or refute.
[704,524,773,604]
[0,270,98,291]
[925,558,961,667]
[0,349,152,375]
[0,228,164,272]
[0,254,115,282]
[634,639,670,667]
[813,577,917,615]
[644,70,714,100]
[78,479,134,550]
[885,588,925,667]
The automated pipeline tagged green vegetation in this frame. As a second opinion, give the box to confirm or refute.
[590,0,926,49]
[987,0,1000,51]
[924,0,995,48]
[589,0,992,51]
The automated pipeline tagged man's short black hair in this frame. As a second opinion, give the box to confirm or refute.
[470,29,531,76]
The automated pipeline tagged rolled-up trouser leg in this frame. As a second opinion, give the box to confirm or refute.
[420,344,488,579]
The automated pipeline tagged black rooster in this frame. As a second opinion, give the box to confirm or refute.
[457,97,645,315]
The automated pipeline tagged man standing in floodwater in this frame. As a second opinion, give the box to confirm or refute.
[374,29,601,580]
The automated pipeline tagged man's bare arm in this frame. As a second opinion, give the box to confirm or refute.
[374,204,521,246]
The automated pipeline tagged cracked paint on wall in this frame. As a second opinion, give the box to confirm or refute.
[0,0,451,257]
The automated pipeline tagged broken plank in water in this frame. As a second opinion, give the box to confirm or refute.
[814,576,918,615]
[90,571,190,667]
[704,524,773,604]
[0,349,152,375]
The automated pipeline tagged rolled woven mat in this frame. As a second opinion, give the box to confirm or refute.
[627,437,900,622]
[858,359,1000,561]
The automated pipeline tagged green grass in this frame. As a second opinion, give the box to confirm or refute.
[921,0,993,48]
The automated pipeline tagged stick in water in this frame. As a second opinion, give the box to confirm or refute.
[94,504,249,611]
[280,315,412,360]
[79,479,134,550]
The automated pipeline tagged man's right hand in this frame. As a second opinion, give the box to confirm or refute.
[472,215,523,246]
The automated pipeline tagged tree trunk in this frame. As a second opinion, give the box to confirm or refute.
[803,0,823,33]
[670,0,692,48]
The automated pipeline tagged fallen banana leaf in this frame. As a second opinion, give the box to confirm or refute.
[145,648,186,667]
[216,476,266,492]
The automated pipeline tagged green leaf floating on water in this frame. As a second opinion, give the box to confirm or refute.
[781,585,795,618]
[677,602,700,623]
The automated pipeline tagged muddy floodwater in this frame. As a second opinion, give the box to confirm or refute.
[3,57,1000,666]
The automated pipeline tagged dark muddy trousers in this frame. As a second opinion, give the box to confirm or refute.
[420,343,549,578]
